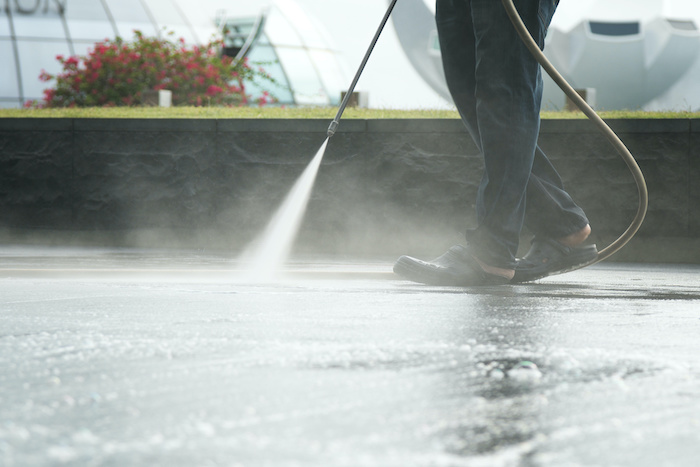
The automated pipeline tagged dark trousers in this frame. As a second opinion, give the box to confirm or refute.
[436,0,589,269]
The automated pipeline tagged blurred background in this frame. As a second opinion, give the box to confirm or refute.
[3,0,700,111]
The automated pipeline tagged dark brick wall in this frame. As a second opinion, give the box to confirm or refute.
[0,118,697,262]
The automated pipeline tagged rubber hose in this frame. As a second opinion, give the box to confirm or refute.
[501,0,648,264]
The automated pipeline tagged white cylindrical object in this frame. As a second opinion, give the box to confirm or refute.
[158,90,172,107]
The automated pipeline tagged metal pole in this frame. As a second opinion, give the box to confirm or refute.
[327,0,399,138]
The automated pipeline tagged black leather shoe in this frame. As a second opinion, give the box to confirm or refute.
[513,238,598,283]
[393,244,511,287]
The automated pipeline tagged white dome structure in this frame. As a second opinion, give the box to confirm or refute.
[544,0,700,110]
[390,0,700,111]
[219,0,346,106]
[0,0,346,107]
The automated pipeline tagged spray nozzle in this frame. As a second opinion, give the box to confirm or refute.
[327,120,339,138]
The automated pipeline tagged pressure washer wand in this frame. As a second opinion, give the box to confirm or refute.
[327,0,399,138]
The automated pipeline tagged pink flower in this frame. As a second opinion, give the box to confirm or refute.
[205,85,223,96]
[39,70,53,82]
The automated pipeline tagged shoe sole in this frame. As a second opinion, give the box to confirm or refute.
[393,256,456,286]
[393,255,509,287]
[512,247,599,283]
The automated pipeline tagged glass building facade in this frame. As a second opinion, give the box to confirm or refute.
[0,0,346,107]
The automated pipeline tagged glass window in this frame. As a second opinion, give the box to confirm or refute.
[276,2,325,49]
[668,20,698,31]
[12,15,66,39]
[248,35,278,62]
[245,37,293,104]
[142,0,196,43]
[104,0,158,38]
[0,40,20,99]
[275,47,327,105]
[193,26,218,44]
[143,0,184,24]
[66,19,116,41]
[247,58,293,103]
[63,0,115,41]
[222,18,255,53]
[589,22,640,37]
[0,10,12,38]
[244,74,294,105]
[1,100,23,108]
[16,40,72,100]
[264,11,303,48]
[115,21,159,39]
[104,0,151,22]
[160,25,196,44]
[71,41,95,58]
[64,0,110,21]
[179,0,233,33]
[308,49,344,105]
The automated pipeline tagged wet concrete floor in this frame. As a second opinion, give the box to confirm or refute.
[1,246,699,466]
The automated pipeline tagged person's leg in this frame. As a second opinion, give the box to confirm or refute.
[436,0,520,280]
[475,0,596,280]
[438,0,588,245]
[526,145,590,241]
[394,0,592,285]
[513,146,597,283]
[465,0,549,270]
[392,0,514,286]
[438,0,545,271]
[435,0,480,148]
[447,0,593,263]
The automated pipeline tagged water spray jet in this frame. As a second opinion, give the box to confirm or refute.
[240,1,400,279]
[239,139,329,280]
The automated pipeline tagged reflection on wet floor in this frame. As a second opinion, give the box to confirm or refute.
[0,246,699,466]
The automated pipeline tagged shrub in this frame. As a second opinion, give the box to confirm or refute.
[36,31,274,107]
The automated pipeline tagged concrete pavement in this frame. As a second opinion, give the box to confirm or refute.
[1,246,699,466]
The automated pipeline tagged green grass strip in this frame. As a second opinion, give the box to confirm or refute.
[1,107,699,119]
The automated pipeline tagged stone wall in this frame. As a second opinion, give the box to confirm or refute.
[1,118,698,263]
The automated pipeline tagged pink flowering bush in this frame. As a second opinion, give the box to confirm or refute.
[37,30,274,107]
